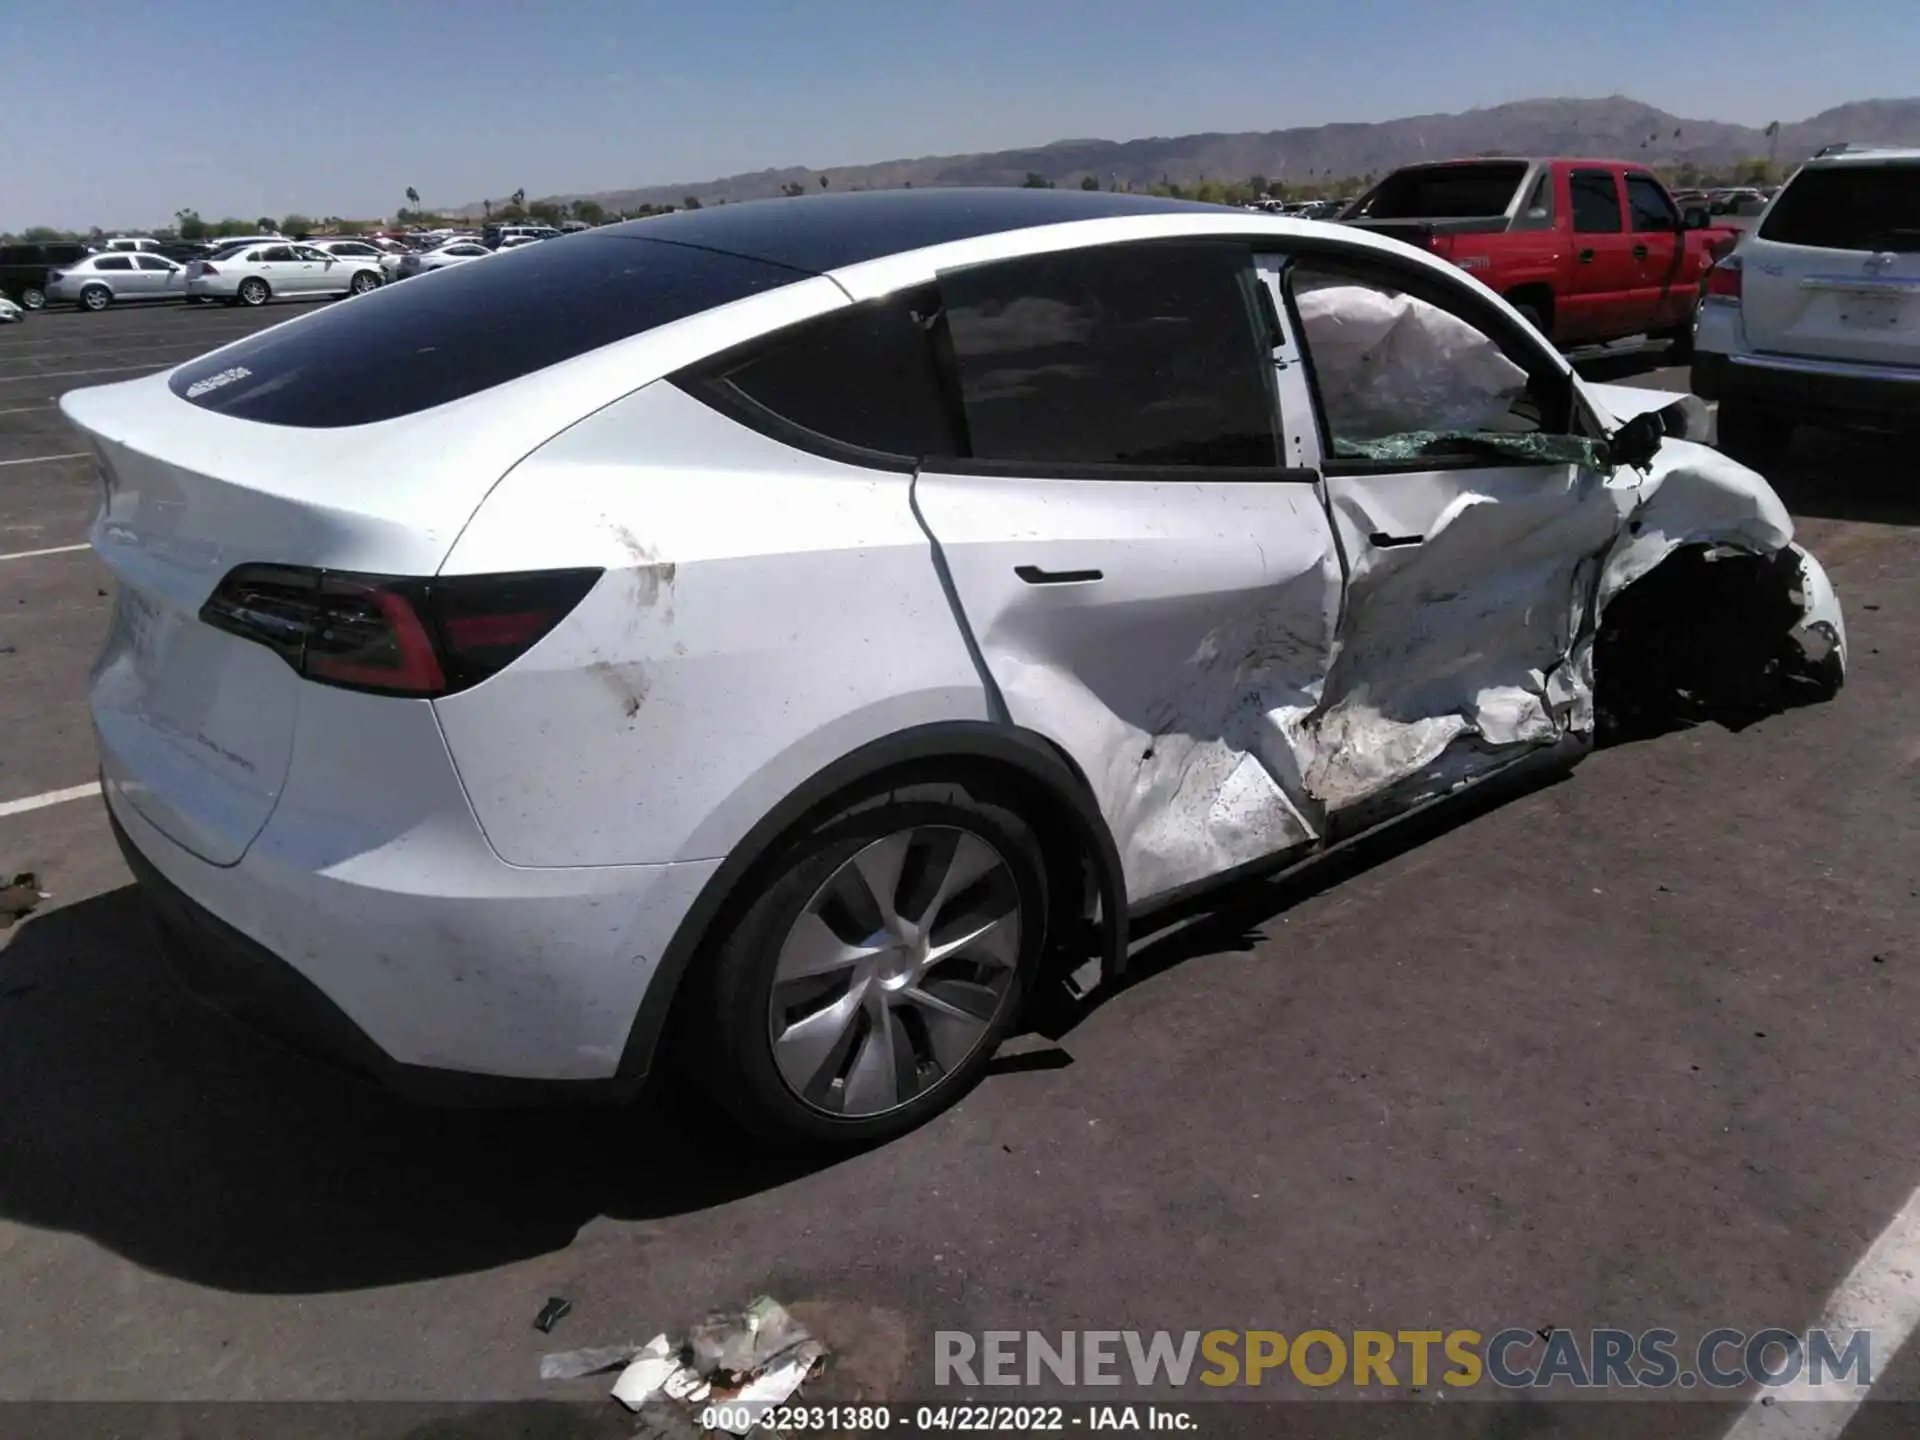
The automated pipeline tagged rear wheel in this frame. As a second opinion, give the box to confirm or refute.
[1717,401,1794,471]
[348,269,379,295]
[19,285,46,311]
[237,277,269,307]
[1655,297,1699,361]
[80,285,111,312]
[690,788,1049,1152]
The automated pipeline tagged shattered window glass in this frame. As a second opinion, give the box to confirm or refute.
[1290,269,1590,469]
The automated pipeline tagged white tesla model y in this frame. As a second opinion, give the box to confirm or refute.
[64,190,1847,1150]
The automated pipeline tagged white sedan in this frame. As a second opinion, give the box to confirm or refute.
[0,294,22,323]
[62,191,1847,1153]
[391,240,492,279]
[184,242,383,306]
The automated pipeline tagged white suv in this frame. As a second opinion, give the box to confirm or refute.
[1694,145,1920,467]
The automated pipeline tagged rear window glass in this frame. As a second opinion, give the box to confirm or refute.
[169,234,809,427]
[1354,162,1529,219]
[1760,164,1920,251]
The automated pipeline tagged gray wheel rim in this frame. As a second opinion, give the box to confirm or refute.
[22,289,44,310]
[352,272,374,292]
[768,824,1023,1119]
[242,281,265,304]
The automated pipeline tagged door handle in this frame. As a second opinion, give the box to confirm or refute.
[1632,243,1649,259]
[1368,531,1424,549]
[1015,564,1103,585]
[1577,248,1596,264]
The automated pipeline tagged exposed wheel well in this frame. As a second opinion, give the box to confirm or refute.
[1594,544,1840,739]
[622,726,1123,1084]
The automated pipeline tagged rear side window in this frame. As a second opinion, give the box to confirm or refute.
[135,256,173,271]
[681,289,959,461]
[1760,164,1920,251]
[170,234,809,427]
[938,242,1279,468]
[1354,162,1529,220]
[1570,170,1624,234]
[95,256,133,271]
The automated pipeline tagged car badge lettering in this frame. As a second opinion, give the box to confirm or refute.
[186,366,252,398]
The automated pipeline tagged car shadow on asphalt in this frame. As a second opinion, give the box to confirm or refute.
[0,885,826,1294]
[1761,429,1920,528]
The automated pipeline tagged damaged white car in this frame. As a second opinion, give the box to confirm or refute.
[62,190,1845,1152]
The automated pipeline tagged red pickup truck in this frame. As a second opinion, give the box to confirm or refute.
[1339,158,1741,354]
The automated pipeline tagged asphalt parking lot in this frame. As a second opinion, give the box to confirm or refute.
[3,303,1919,1439]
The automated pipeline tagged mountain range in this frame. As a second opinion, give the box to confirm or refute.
[460,95,1920,216]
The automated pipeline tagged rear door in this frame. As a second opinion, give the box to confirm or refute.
[1623,170,1689,331]
[1561,167,1639,342]
[1740,158,1920,366]
[1278,250,1635,826]
[910,240,1345,904]
[255,244,297,292]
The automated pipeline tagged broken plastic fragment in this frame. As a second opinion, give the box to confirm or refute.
[610,1334,677,1411]
[531,1296,573,1334]
[539,1343,644,1380]
[688,1294,810,1379]
[719,1341,826,1436]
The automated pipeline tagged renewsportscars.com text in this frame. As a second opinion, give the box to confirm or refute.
[934,1328,1873,1391]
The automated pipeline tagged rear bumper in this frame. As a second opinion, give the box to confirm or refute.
[185,276,240,297]
[97,682,721,1096]
[1692,349,1920,432]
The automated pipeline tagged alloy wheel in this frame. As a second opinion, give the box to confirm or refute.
[768,825,1023,1118]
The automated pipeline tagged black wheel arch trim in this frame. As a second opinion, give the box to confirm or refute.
[614,720,1128,1085]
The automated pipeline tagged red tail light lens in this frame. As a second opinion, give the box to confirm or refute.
[1706,256,1742,299]
[200,566,602,697]
[200,263,218,275]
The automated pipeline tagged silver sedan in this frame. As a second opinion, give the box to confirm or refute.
[184,243,384,307]
[46,253,189,311]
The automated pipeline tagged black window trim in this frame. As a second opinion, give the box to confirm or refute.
[1272,241,1581,477]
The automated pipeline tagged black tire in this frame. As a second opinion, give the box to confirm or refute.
[80,285,111,313]
[20,285,46,311]
[237,277,269,307]
[348,269,379,295]
[1513,302,1547,335]
[1717,401,1793,471]
[1655,298,1699,361]
[688,787,1050,1153]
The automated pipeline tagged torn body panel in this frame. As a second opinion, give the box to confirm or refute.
[910,468,1342,903]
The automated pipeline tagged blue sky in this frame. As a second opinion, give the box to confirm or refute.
[3,0,1912,230]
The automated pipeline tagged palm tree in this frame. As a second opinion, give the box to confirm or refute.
[405,186,420,214]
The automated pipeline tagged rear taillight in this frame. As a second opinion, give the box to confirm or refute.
[200,566,602,697]
[1706,255,1742,300]
[199,263,217,275]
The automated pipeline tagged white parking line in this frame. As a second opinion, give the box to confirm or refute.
[0,451,88,467]
[1721,1182,1920,1438]
[0,782,100,819]
[0,404,57,416]
[0,362,170,384]
[0,542,91,562]
[0,322,267,351]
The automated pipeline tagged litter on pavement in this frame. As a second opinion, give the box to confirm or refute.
[531,1295,573,1334]
[542,1294,825,1435]
[0,873,46,930]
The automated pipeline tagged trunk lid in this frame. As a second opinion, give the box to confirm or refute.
[1739,159,1920,368]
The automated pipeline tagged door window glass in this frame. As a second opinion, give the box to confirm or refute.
[94,256,133,271]
[936,241,1280,468]
[1570,170,1624,234]
[1288,265,1597,470]
[1624,174,1679,233]
[135,256,173,271]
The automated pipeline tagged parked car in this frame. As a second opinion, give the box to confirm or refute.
[96,236,167,255]
[0,240,87,309]
[64,189,1846,1152]
[307,238,392,275]
[1693,145,1920,467]
[483,224,562,250]
[184,242,384,306]
[0,293,24,324]
[1339,157,1740,352]
[46,252,189,310]
[392,240,492,278]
